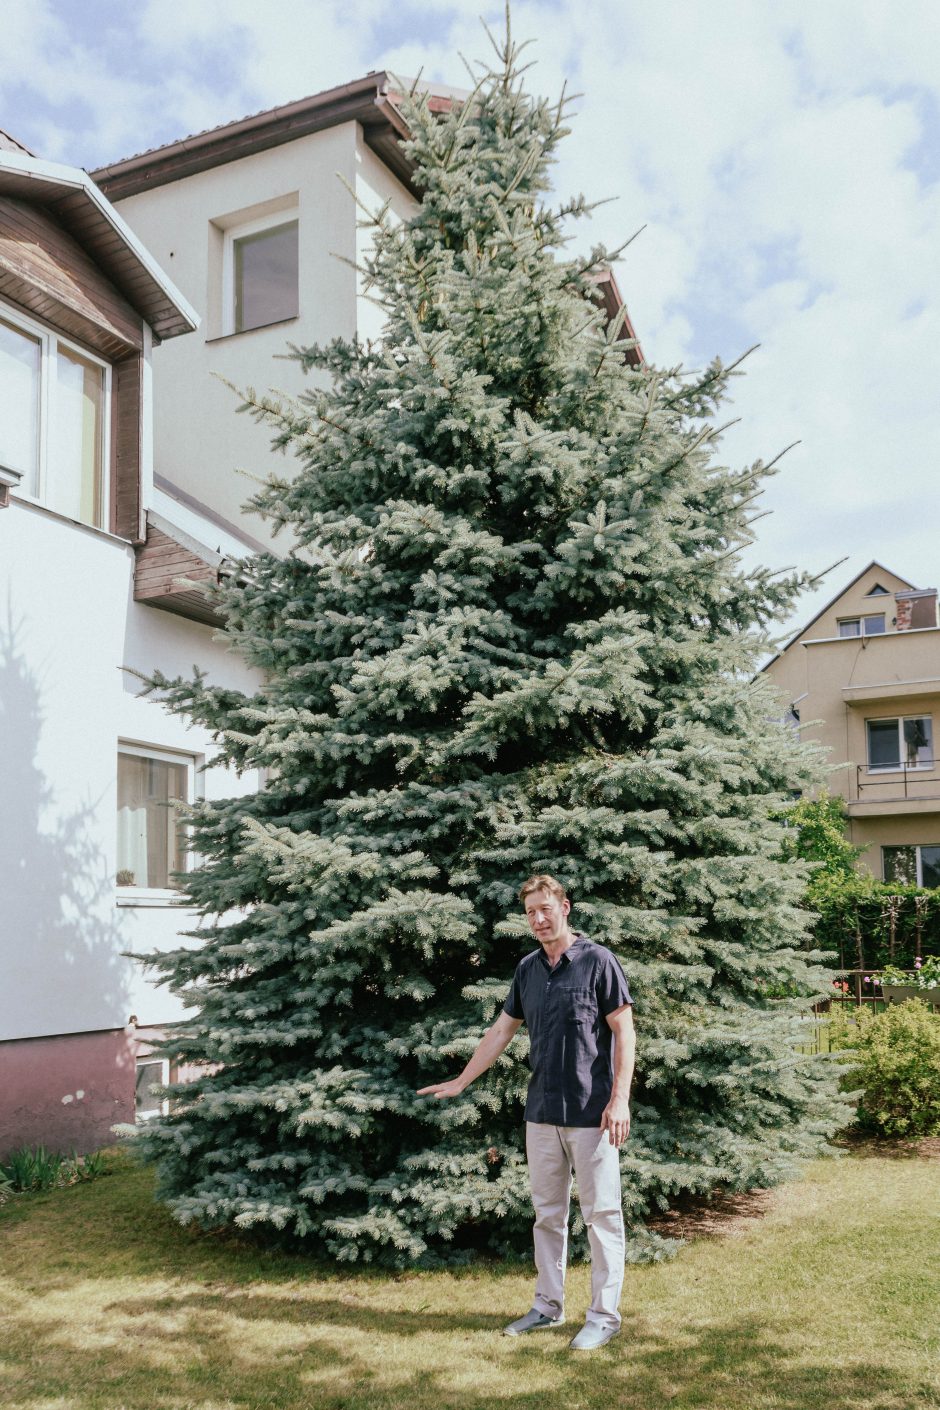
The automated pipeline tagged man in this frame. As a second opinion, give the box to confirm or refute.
[418,874,634,1351]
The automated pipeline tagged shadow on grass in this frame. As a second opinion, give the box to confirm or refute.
[835,1133,940,1162]
[0,1293,933,1410]
[0,1155,534,1291]
[2,1153,937,1410]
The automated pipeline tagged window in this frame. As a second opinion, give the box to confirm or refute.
[116,745,195,896]
[223,214,298,335]
[883,845,940,888]
[838,614,885,637]
[866,716,933,771]
[866,583,889,596]
[0,306,107,529]
[135,1057,169,1121]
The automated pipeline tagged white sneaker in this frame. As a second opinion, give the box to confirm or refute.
[569,1322,620,1350]
[503,1309,565,1336]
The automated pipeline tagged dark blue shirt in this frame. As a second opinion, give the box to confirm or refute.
[502,934,632,1127]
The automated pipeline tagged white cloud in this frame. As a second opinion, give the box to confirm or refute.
[1,0,938,630]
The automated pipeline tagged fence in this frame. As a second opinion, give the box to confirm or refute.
[796,969,938,1054]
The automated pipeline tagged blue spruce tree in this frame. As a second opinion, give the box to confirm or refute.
[135,29,846,1265]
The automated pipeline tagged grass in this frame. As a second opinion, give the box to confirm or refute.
[0,1145,938,1410]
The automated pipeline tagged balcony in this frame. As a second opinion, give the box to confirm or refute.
[850,758,940,812]
[816,625,940,708]
[133,511,224,627]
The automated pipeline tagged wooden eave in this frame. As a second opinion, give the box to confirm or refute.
[134,512,225,627]
[0,194,143,357]
[589,268,644,367]
[0,156,197,341]
[91,73,424,201]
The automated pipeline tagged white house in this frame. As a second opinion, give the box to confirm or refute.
[91,72,641,547]
[0,133,263,1155]
[0,72,641,1156]
[90,73,431,550]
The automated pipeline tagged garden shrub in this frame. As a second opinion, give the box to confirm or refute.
[0,1146,106,1194]
[830,999,940,1138]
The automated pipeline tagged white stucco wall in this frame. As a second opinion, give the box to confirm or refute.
[354,127,419,348]
[0,498,262,1043]
[114,124,360,548]
[112,122,419,549]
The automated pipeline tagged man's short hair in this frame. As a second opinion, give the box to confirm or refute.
[519,874,568,905]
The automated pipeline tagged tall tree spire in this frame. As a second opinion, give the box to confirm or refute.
[136,30,847,1265]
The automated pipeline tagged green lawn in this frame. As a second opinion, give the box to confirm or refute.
[1,1145,938,1410]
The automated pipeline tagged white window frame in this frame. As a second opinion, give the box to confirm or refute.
[135,1056,170,1121]
[0,298,111,529]
[221,211,299,337]
[865,714,934,773]
[116,742,200,906]
[882,844,940,888]
[838,614,885,637]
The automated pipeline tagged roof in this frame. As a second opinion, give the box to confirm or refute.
[589,268,644,367]
[88,72,640,354]
[762,559,917,672]
[0,128,34,156]
[0,150,198,340]
[91,71,426,201]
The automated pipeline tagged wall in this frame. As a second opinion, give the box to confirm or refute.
[112,122,419,549]
[0,497,261,1045]
[0,1028,135,1157]
[851,811,940,878]
[354,125,418,347]
[764,566,940,878]
[113,125,360,548]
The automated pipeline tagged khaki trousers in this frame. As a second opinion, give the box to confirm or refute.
[525,1121,625,1330]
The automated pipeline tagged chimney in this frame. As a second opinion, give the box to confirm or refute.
[895,588,938,631]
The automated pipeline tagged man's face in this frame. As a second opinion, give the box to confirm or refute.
[524,889,571,947]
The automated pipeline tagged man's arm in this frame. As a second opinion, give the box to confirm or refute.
[417,1010,523,1099]
[600,1004,635,1148]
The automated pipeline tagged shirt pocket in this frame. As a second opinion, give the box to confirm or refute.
[565,988,598,1025]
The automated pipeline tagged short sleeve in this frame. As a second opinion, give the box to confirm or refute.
[597,952,632,1015]
[502,967,525,1020]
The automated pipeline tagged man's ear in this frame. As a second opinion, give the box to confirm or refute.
[562,898,571,916]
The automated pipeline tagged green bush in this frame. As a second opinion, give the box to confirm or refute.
[0,1145,106,1194]
[830,1000,940,1138]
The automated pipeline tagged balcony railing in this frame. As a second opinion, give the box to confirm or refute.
[853,758,940,803]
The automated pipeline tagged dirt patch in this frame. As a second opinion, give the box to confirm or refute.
[647,1187,777,1242]
[647,1138,940,1244]
[835,1132,940,1161]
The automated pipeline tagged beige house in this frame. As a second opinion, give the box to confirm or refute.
[764,562,940,885]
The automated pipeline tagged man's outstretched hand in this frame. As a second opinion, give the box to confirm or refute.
[416,1014,520,1101]
[416,1077,467,1100]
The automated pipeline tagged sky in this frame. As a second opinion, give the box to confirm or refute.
[4,0,940,641]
